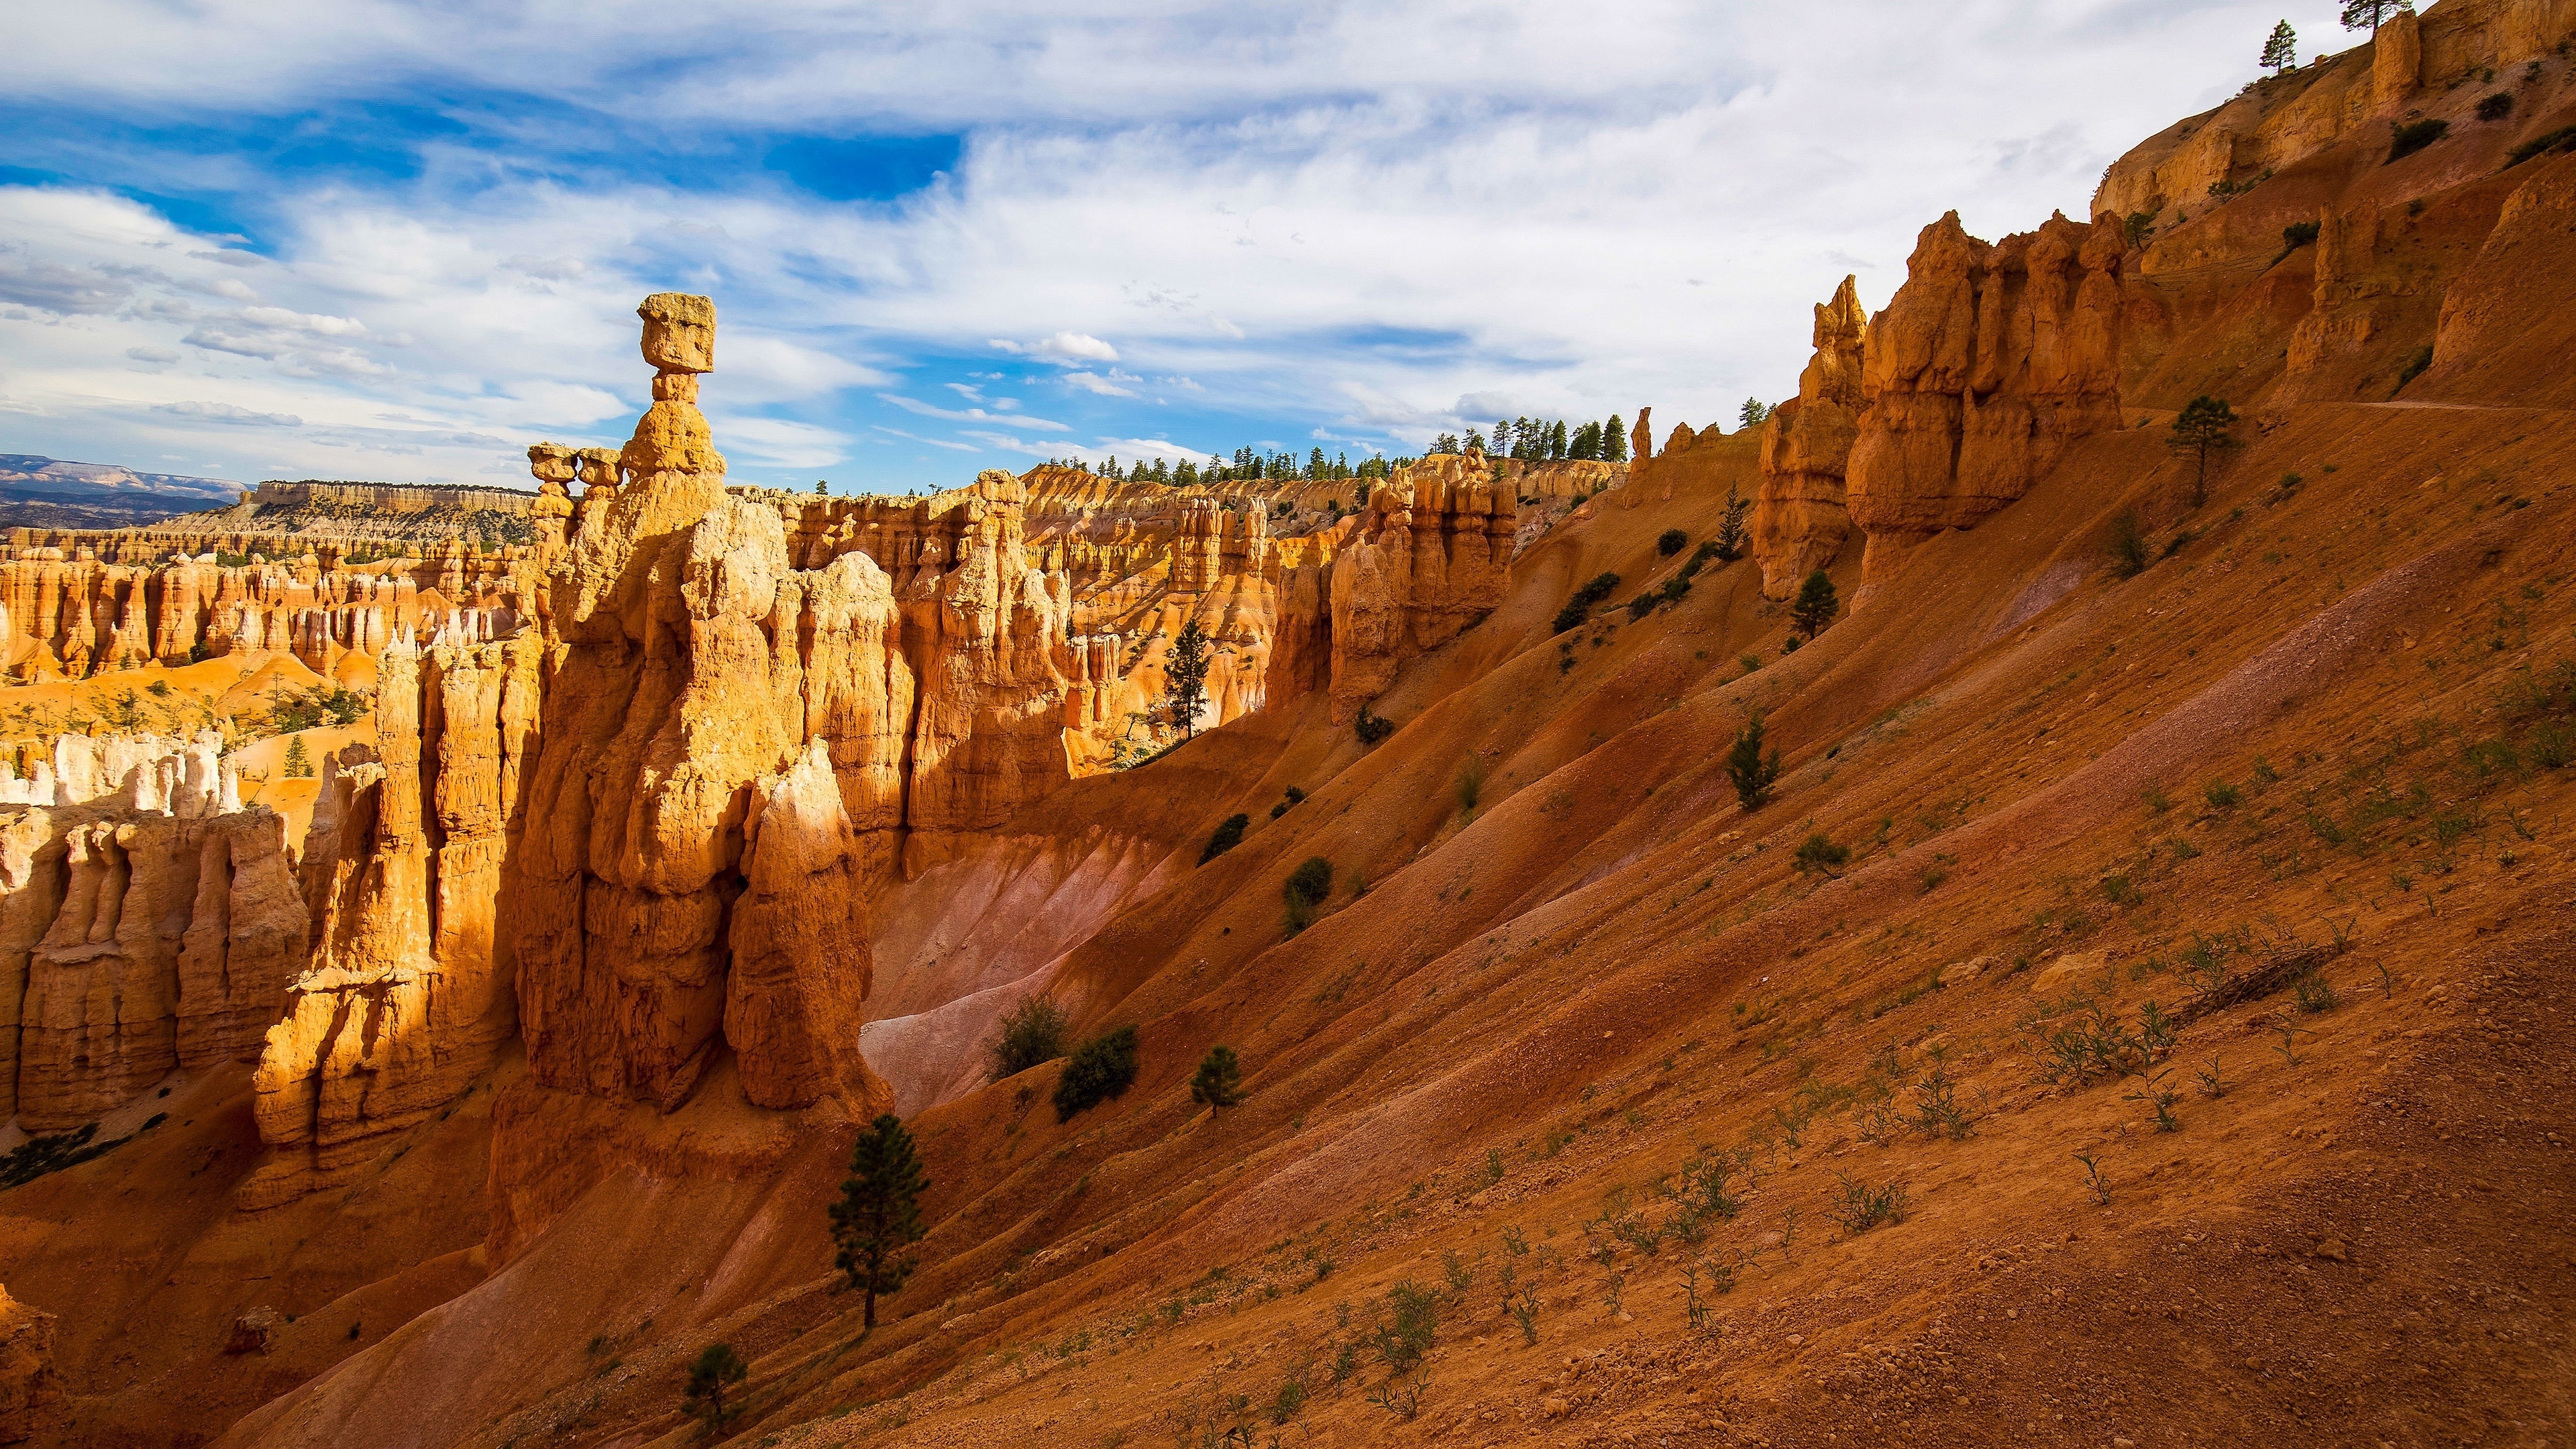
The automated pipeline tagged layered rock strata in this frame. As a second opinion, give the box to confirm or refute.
[1754,276,1869,597]
[1844,210,2125,582]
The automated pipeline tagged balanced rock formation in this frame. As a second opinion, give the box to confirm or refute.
[1845,209,2125,582]
[1753,275,1869,597]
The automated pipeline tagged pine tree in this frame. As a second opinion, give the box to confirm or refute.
[2261,19,2297,72]
[1189,1044,1246,1112]
[1163,620,1214,739]
[2167,395,2240,506]
[814,478,829,496]
[1714,484,1752,561]
[2341,0,2408,31]
[282,735,312,778]
[1739,398,1772,429]
[684,1343,748,1426]
[1604,415,1627,463]
[1791,570,1839,639]
[830,1114,928,1330]
[1727,714,1783,810]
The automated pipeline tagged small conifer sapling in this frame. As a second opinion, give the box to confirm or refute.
[1190,1045,1246,1112]
[1790,570,1839,639]
[684,1342,748,1426]
[1728,714,1784,810]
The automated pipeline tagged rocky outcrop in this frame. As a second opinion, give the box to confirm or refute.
[1754,276,1870,598]
[174,810,307,1071]
[2415,154,2576,408]
[1845,211,2125,584]
[726,741,881,1112]
[244,630,537,1205]
[2095,1,2576,230]
[0,1285,62,1445]
[1326,462,1514,721]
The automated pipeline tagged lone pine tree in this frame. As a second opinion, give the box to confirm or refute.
[1164,620,1214,738]
[830,1114,928,1329]
[1728,714,1784,810]
[1189,1044,1246,1111]
[1791,570,1839,639]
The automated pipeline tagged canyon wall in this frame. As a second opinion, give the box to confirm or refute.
[0,536,539,684]
[1842,210,2127,583]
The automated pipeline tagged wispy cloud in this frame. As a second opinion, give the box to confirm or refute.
[875,392,1071,431]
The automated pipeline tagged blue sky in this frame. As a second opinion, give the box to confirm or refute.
[0,1,2367,496]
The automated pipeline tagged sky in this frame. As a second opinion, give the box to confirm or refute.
[0,1,2371,496]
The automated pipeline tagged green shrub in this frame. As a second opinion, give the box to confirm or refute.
[985,995,1071,1081]
[2387,117,2448,163]
[1793,834,1849,875]
[1189,1045,1246,1110]
[1284,856,1334,934]
[1552,572,1621,633]
[1728,714,1782,810]
[2281,219,2320,250]
[1370,1282,1439,1371]
[1053,1025,1140,1122]
[1790,570,1839,639]
[1200,813,1249,863]
[2108,511,2149,578]
[2397,344,2434,389]
[1455,756,1485,814]
[2475,91,2514,121]
[1657,529,1687,557]
[1354,704,1396,745]
[2202,779,2241,809]
[2508,125,2576,166]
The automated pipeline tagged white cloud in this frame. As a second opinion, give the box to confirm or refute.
[991,331,1119,365]
[1062,370,1136,397]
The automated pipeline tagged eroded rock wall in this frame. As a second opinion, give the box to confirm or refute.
[1845,210,2125,584]
[1326,460,1515,722]
[1754,275,1870,598]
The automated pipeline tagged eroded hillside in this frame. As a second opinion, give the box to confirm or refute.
[5,3,2576,1447]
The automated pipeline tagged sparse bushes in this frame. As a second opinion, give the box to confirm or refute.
[1189,1044,1246,1111]
[2508,125,2576,166]
[2476,91,2514,121]
[1283,856,1334,934]
[2202,778,2241,809]
[985,995,1071,1082]
[1827,1173,1909,1233]
[1269,786,1305,819]
[1552,572,1621,633]
[2281,219,2320,251]
[1199,813,1248,863]
[2387,117,2449,163]
[1354,704,1396,745]
[1658,528,1687,557]
[1053,1025,1140,1122]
